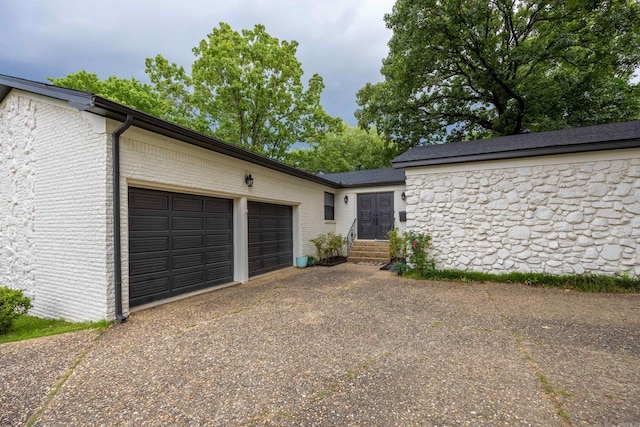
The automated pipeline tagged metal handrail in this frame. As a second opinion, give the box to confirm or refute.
[346,218,357,254]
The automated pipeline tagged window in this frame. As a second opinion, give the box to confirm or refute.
[324,192,335,221]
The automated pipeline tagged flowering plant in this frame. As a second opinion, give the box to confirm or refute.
[405,231,435,275]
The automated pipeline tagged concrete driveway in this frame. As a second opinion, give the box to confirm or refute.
[1,264,638,426]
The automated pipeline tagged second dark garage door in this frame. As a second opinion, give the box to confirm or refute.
[248,201,293,276]
[128,188,233,307]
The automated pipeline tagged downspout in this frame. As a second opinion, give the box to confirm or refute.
[112,115,133,322]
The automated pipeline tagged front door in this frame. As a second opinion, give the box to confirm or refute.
[357,192,394,240]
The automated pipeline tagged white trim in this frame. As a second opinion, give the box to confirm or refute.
[235,197,249,283]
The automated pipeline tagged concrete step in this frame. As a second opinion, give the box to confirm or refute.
[350,241,389,249]
[348,250,389,258]
[347,256,390,264]
[348,240,390,264]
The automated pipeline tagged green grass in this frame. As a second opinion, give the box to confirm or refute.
[405,269,640,293]
[0,315,110,344]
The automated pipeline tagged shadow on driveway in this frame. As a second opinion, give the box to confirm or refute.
[2,264,638,426]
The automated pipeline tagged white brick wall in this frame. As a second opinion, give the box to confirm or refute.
[1,92,112,321]
[405,149,640,276]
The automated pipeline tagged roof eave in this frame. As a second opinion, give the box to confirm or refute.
[0,75,339,189]
[337,180,406,188]
[90,97,340,188]
[393,138,640,169]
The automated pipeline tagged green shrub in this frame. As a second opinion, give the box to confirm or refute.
[405,231,435,275]
[390,262,409,276]
[0,287,33,334]
[387,228,407,262]
[310,232,347,262]
[310,234,328,260]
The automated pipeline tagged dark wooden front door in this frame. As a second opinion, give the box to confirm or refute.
[357,192,394,240]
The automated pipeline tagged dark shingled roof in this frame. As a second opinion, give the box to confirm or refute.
[393,121,640,168]
[0,74,340,188]
[321,168,406,187]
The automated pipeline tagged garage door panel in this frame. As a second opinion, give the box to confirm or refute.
[248,233,263,244]
[207,200,232,214]
[172,253,204,270]
[248,244,262,258]
[172,216,204,230]
[261,231,279,242]
[173,197,204,212]
[129,216,169,231]
[129,237,169,254]
[248,259,261,274]
[129,277,170,300]
[130,257,169,276]
[207,233,232,246]
[278,229,292,240]
[248,201,293,277]
[172,235,204,250]
[207,266,232,282]
[206,217,233,230]
[207,248,232,264]
[129,193,169,210]
[173,271,205,289]
[261,218,278,228]
[277,242,292,252]
[129,188,233,307]
[262,255,278,266]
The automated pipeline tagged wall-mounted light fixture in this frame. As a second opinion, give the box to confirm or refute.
[244,173,254,188]
[344,195,349,204]
[401,192,406,201]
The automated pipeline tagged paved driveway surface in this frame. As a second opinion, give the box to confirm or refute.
[1,264,638,426]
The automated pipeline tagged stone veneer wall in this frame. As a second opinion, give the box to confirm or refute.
[405,150,640,277]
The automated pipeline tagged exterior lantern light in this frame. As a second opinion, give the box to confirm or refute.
[344,195,349,204]
[244,174,254,188]
[401,192,406,201]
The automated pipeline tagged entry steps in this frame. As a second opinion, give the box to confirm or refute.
[348,240,390,264]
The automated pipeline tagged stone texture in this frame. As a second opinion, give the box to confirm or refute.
[406,152,640,276]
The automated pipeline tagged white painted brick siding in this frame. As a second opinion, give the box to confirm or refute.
[405,150,640,276]
[1,92,111,321]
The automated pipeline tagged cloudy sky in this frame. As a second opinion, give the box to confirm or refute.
[0,0,396,125]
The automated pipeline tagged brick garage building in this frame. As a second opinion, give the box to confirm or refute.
[0,75,341,321]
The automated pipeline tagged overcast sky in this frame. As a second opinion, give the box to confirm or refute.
[0,0,396,125]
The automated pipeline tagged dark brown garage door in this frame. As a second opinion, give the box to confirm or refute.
[248,201,293,277]
[128,188,233,307]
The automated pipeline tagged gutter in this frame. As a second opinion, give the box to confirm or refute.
[112,115,133,322]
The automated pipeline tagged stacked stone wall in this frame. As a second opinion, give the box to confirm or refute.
[405,153,640,276]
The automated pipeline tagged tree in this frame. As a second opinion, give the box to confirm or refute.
[50,23,339,161]
[356,0,640,149]
[285,122,399,173]
[146,23,340,160]
[48,71,165,117]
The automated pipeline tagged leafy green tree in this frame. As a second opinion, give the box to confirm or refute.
[50,23,339,161]
[356,0,640,149]
[285,122,399,173]
[146,23,340,160]
[48,71,165,117]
